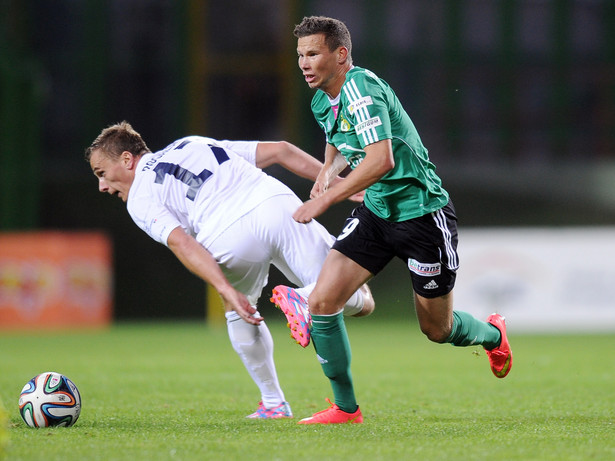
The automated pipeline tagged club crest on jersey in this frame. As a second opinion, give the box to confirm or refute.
[339,115,351,132]
[408,259,441,277]
[348,96,373,115]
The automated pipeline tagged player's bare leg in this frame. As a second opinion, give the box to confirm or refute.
[308,250,371,316]
[414,291,512,378]
[413,292,454,343]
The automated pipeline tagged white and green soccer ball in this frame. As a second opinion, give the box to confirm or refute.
[18,372,81,428]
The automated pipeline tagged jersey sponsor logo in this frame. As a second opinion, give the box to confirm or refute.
[408,259,441,277]
[355,116,382,135]
[344,77,381,144]
[348,96,373,115]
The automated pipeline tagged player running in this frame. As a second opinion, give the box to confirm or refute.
[271,16,512,424]
[85,121,374,420]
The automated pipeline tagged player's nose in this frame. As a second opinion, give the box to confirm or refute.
[98,178,109,193]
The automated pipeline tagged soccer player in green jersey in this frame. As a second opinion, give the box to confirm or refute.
[272,16,513,424]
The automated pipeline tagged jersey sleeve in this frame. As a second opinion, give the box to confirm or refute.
[344,72,393,148]
[212,140,259,166]
[127,195,183,246]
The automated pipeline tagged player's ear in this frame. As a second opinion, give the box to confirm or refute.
[337,46,349,64]
[120,151,137,169]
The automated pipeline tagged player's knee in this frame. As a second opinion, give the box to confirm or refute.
[307,292,342,315]
[420,323,451,344]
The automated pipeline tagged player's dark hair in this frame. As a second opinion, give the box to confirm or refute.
[85,121,151,161]
[293,16,352,60]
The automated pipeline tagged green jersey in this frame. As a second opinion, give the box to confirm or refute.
[311,66,449,222]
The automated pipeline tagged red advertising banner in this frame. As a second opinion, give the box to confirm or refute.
[0,232,112,329]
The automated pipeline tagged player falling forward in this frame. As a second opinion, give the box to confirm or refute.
[271,16,512,424]
[85,121,374,420]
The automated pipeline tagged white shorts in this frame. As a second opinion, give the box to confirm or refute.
[207,194,334,305]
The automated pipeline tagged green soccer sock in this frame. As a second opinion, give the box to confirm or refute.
[310,312,357,413]
[446,310,501,349]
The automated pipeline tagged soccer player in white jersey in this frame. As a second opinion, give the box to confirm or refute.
[85,121,374,419]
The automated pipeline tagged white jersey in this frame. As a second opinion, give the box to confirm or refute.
[127,136,295,248]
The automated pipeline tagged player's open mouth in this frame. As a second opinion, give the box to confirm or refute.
[304,74,316,83]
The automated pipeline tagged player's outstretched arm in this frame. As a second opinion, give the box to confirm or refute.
[166,227,262,325]
[254,141,325,181]
[255,141,364,203]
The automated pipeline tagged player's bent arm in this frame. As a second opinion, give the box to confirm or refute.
[254,141,324,181]
[166,227,261,324]
[322,139,393,205]
[293,139,393,223]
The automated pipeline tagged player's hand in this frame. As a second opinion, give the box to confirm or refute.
[219,287,263,325]
[293,197,330,223]
[309,181,327,199]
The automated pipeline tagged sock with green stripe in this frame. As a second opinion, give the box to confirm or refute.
[446,310,501,349]
[310,312,357,413]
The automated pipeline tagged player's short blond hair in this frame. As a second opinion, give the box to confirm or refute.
[85,121,150,161]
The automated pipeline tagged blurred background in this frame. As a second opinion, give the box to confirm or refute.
[1,0,614,323]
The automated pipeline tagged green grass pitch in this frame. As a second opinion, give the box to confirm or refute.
[0,318,613,460]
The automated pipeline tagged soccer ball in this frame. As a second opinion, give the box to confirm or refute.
[18,372,81,428]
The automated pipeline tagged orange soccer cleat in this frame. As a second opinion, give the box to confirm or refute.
[485,313,513,378]
[298,399,363,425]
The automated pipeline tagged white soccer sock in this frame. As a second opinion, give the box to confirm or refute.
[296,283,364,316]
[225,310,285,408]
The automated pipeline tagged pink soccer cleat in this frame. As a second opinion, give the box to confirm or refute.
[270,285,311,347]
